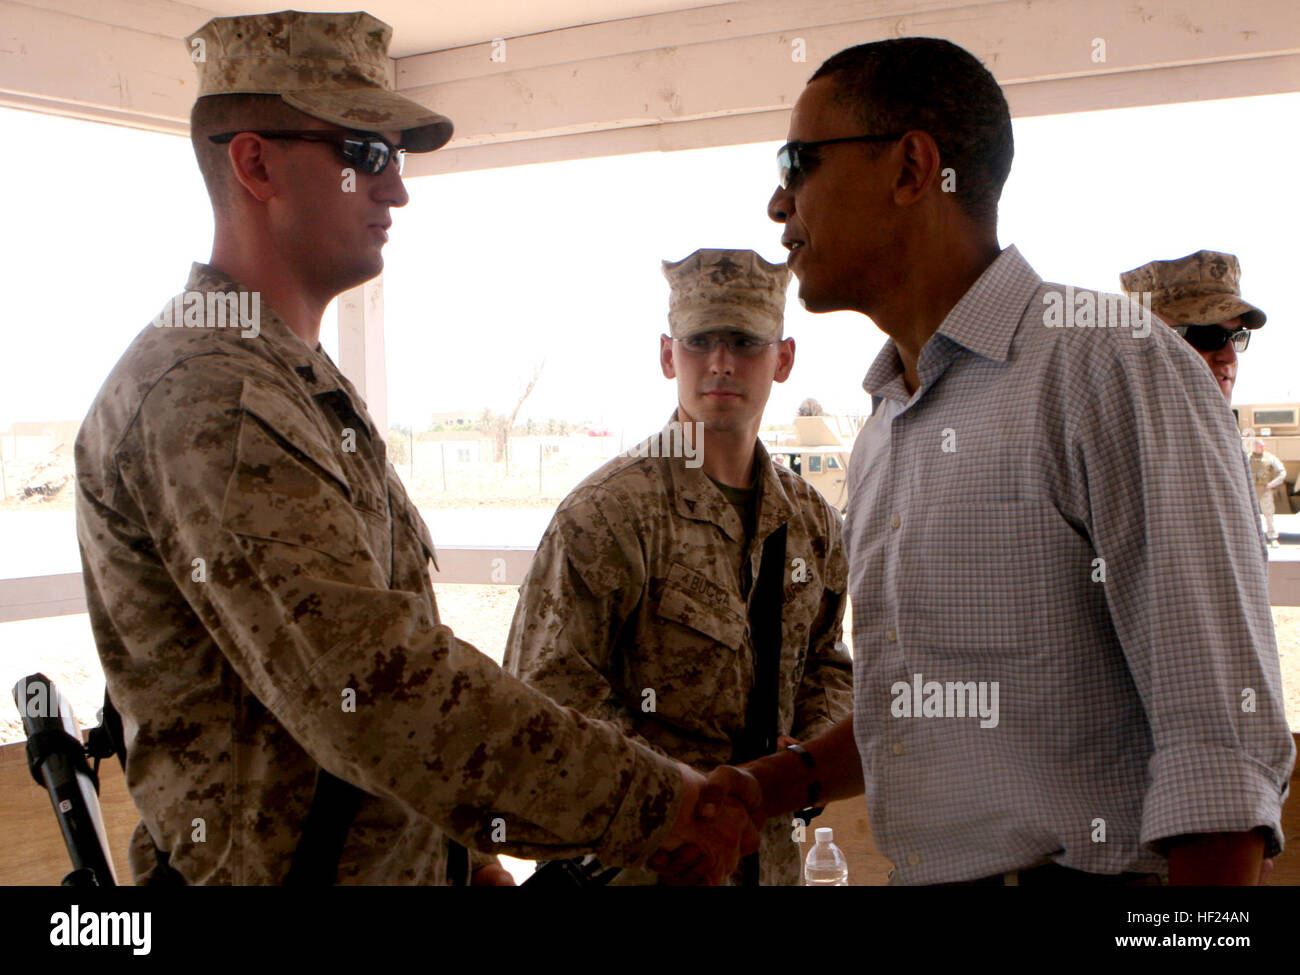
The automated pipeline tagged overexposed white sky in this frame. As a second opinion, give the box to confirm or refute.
[2,91,1297,440]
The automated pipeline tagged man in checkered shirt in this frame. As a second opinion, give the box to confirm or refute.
[661,36,1294,887]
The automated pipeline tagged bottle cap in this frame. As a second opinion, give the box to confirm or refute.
[815,827,834,844]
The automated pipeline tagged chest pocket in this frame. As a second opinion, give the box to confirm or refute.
[221,378,384,572]
[656,586,746,647]
[645,563,748,708]
[901,499,1095,658]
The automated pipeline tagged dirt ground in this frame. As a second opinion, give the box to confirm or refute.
[1274,608,1300,729]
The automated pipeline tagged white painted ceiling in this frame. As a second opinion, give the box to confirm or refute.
[36,0,739,56]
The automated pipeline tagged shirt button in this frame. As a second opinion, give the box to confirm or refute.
[892,742,904,756]
[891,515,901,530]
[906,409,916,419]
[887,629,896,641]
[908,854,920,866]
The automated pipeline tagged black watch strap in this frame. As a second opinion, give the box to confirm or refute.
[786,743,821,807]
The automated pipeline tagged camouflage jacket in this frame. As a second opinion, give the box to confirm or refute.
[74,264,682,884]
[503,415,854,884]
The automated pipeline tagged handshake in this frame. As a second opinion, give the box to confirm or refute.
[646,762,769,885]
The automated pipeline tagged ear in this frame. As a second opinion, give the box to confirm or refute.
[225,133,280,204]
[773,337,795,383]
[892,131,943,209]
[660,334,677,379]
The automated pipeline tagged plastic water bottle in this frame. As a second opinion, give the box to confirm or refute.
[804,827,849,886]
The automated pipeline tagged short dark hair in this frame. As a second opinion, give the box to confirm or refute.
[809,37,1013,226]
[189,93,314,210]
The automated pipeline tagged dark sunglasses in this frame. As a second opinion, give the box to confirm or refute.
[1174,324,1250,353]
[776,133,905,189]
[208,129,405,175]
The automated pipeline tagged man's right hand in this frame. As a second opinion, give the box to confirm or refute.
[649,763,761,885]
[648,764,766,884]
[649,719,862,883]
[697,764,765,828]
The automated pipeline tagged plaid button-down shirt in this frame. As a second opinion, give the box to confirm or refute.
[845,245,1294,885]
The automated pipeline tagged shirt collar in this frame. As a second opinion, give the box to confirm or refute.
[663,410,797,544]
[184,263,377,438]
[862,245,1042,405]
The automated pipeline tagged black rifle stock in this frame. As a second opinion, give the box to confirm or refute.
[13,673,118,886]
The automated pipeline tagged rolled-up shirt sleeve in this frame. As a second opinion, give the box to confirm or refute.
[116,355,682,867]
[1070,338,1295,856]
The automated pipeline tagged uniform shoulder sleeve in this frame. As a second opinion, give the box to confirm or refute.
[504,484,648,726]
[550,484,646,600]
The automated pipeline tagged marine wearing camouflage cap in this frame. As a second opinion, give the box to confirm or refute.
[507,246,850,886]
[71,9,762,886]
[1119,250,1266,329]
[663,248,791,341]
[187,9,452,151]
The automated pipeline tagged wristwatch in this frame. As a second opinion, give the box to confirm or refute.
[786,743,821,807]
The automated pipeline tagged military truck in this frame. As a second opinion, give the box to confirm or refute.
[1235,402,1300,514]
[767,413,862,512]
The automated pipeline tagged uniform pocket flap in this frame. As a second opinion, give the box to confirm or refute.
[656,565,746,648]
[222,380,360,564]
[238,378,350,493]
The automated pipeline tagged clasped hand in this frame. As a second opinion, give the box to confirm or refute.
[648,764,765,885]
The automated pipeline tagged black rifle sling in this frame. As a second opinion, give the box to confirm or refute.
[447,839,470,886]
[738,522,787,886]
[99,690,365,885]
[284,767,365,885]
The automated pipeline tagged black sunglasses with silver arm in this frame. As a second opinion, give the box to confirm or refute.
[1174,324,1250,354]
[208,129,405,176]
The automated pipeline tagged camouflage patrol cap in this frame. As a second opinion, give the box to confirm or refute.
[186,10,453,152]
[1119,250,1266,329]
[662,249,791,340]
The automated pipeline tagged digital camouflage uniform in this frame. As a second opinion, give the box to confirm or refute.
[75,265,684,884]
[504,415,854,885]
[1251,449,1288,541]
[1119,250,1267,332]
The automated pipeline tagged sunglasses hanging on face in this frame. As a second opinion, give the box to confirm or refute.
[775,133,905,189]
[208,129,405,176]
[1174,324,1250,353]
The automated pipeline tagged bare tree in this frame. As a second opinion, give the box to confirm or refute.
[486,361,545,472]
